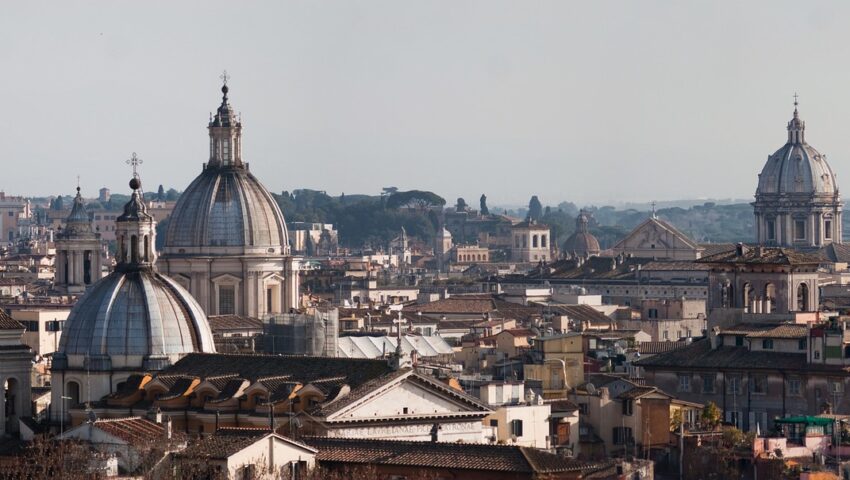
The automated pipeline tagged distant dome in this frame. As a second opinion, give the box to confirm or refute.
[164,168,287,251]
[57,269,215,369]
[563,211,600,257]
[757,106,838,196]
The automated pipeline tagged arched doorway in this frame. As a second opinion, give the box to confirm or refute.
[797,283,810,312]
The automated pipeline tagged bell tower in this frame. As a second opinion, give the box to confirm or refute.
[55,186,102,294]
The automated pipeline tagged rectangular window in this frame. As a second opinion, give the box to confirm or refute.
[648,308,658,319]
[762,339,774,349]
[767,220,776,240]
[490,419,498,428]
[663,331,669,340]
[795,220,806,240]
[222,138,231,162]
[825,220,833,240]
[799,339,806,350]
[622,399,634,416]
[219,285,236,315]
[678,374,691,393]
[735,336,744,347]
[266,288,273,312]
[751,375,767,394]
[831,380,844,394]
[612,426,633,445]
[727,375,742,395]
[789,377,801,396]
[702,374,716,394]
[510,419,523,437]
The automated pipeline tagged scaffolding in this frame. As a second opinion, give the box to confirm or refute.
[263,308,338,357]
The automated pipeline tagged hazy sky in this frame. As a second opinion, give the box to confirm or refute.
[2,1,850,206]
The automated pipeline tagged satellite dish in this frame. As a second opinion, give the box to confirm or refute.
[586,383,597,395]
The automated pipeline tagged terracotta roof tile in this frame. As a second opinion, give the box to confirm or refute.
[93,417,164,445]
[306,437,599,474]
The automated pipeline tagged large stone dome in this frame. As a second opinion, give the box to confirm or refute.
[57,269,216,370]
[163,83,288,255]
[756,107,838,196]
[753,101,843,248]
[163,167,288,253]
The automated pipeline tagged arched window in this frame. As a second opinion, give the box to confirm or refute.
[118,235,126,263]
[83,251,92,284]
[66,381,81,407]
[541,235,548,248]
[532,235,539,248]
[143,235,150,262]
[764,283,776,313]
[797,283,809,312]
[742,283,752,312]
[130,235,139,263]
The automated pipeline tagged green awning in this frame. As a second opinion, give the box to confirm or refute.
[774,416,834,426]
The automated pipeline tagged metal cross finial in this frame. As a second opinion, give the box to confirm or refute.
[651,200,657,218]
[220,70,230,86]
[126,152,143,177]
[793,92,799,107]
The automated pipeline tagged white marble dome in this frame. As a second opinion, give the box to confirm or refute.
[756,107,838,196]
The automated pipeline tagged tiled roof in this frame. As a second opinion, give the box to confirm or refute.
[637,340,689,355]
[640,261,710,271]
[616,386,663,400]
[306,437,599,474]
[697,246,822,266]
[176,428,271,460]
[93,417,164,445]
[818,243,850,263]
[722,323,808,339]
[0,310,24,330]
[499,328,536,337]
[699,243,738,257]
[635,338,848,373]
[404,295,543,322]
[160,353,393,391]
[208,315,263,332]
[549,304,612,326]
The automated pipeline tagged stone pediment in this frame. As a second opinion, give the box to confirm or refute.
[324,371,489,422]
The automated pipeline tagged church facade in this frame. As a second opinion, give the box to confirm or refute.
[753,101,842,248]
[160,81,299,318]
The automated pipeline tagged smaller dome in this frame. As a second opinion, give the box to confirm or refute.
[60,187,95,238]
[57,269,216,370]
[563,211,601,257]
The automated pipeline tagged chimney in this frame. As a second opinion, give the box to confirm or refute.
[709,326,720,350]
[735,243,748,256]
[149,407,163,424]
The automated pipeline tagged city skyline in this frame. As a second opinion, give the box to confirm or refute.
[3,1,850,205]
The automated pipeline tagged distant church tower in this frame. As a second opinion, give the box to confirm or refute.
[55,187,102,294]
[753,99,842,248]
